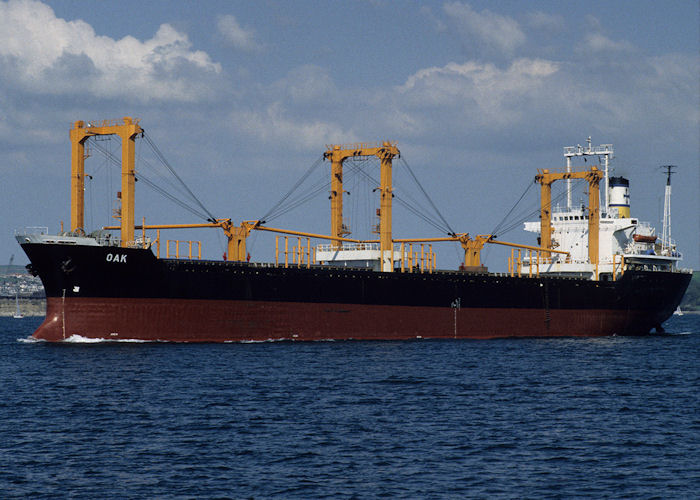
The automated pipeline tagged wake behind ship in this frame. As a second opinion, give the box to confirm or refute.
[16,119,691,341]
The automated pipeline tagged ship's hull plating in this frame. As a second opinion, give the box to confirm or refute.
[21,243,691,342]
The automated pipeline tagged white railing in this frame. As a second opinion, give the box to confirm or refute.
[564,144,613,156]
[15,227,49,236]
[96,237,122,247]
[316,242,380,252]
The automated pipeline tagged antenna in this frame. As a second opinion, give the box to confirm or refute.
[563,138,614,214]
[661,165,676,185]
[660,165,676,254]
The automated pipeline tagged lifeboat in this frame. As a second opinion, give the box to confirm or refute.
[633,234,657,243]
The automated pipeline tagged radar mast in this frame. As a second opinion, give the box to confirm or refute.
[564,138,614,215]
[660,165,676,254]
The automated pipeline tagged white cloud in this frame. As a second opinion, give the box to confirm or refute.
[443,2,525,55]
[388,44,699,158]
[581,33,634,53]
[231,102,357,150]
[398,58,559,126]
[575,15,633,54]
[217,14,263,52]
[0,0,221,101]
[401,59,559,93]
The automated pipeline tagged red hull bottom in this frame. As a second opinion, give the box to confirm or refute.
[31,297,654,342]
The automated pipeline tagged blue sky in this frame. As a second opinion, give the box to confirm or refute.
[1,0,698,270]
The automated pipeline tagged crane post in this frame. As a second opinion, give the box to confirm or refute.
[378,142,399,272]
[69,117,143,246]
[69,121,87,234]
[220,220,256,261]
[587,168,602,266]
[118,117,142,247]
[535,169,553,256]
[459,234,491,268]
[325,145,345,250]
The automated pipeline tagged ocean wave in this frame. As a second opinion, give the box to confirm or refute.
[62,334,150,343]
[17,336,44,343]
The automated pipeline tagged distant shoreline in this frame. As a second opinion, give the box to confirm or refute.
[0,298,46,317]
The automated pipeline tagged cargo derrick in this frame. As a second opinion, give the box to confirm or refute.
[323,143,400,271]
[73,118,566,273]
[70,118,143,247]
[535,167,603,265]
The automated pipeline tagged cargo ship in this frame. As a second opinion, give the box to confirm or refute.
[16,120,691,341]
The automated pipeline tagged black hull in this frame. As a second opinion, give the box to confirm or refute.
[21,243,691,341]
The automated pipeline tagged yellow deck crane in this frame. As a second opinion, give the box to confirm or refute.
[75,118,569,271]
[535,167,603,265]
[70,117,143,247]
[324,142,400,271]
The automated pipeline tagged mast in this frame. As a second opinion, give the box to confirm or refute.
[563,138,613,215]
[566,155,572,210]
[661,165,676,254]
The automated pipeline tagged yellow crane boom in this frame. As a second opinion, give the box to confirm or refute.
[88,122,569,270]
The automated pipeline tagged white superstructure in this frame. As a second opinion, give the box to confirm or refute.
[315,243,400,271]
[522,140,682,280]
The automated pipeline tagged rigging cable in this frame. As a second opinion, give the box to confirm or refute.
[136,151,196,203]
[344,157,374,239]
[480,180,585,265]
[490,180,534,237]
[348,160,448,234]
[258,155,325,224]
[89,140,212,221]
[347,159,454,235]
[261,172,331,223]
[493,180,585,237]
[257,152,458,238]
[142,132,218,223]
[398,157,457,236]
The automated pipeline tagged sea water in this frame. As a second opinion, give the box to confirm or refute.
[1,315,699,498]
